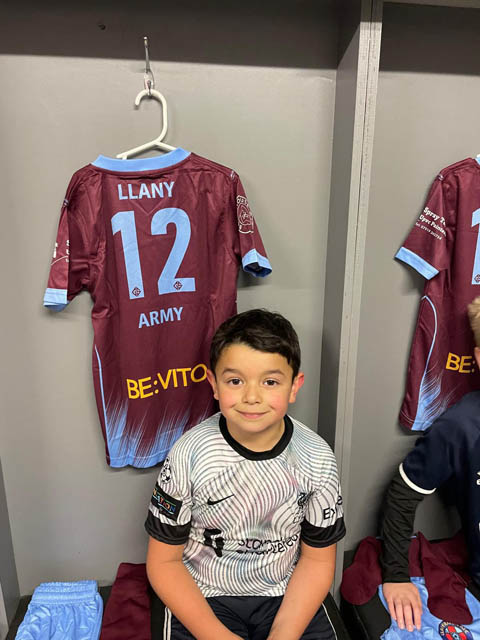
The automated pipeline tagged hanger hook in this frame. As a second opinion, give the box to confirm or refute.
[143,36,155,96]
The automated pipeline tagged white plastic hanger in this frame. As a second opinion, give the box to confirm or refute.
[117,37,176,159]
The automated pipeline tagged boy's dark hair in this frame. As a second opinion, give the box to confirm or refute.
[210,309,301,378]
[468,296,480,348]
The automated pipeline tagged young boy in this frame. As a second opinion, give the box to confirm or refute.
[380,297,480,633]
[145,309,345,640]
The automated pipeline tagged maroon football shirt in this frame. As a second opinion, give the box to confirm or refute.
[44,149,272,466]
[396,158,480,430]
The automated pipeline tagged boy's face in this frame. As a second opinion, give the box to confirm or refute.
[206,343,304,450]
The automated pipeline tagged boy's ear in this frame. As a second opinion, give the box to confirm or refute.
[206,369,219,400]
[289,372,305,403]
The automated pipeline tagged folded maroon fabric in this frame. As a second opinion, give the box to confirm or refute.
[341,531,472,624]
[340,536,383,605]
[100,562,151,640]
[417,532,471,624]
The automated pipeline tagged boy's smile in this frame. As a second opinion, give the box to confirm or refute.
[207,343,304,451]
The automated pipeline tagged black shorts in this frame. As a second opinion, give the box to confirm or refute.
[162,595,337,639]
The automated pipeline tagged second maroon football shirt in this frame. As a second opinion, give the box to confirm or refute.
[396,158,480,430]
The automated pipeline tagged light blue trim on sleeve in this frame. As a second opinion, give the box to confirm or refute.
[241,249,272,278]
[43,288,68,312]
[92,148,190,172]
[395,247,439,280]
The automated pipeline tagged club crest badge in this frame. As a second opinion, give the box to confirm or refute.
[237,195,254,234]
[160,457,172,483]
[438,621,473,640]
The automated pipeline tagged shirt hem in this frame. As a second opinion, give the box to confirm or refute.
[198,585,288,598]
[399,463,436,495]
[108,450,168,468]
[300,527,346,549]
[145,522,189,545]
[398,409,430,431]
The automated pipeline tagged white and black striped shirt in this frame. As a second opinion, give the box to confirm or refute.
[145,413,345,597]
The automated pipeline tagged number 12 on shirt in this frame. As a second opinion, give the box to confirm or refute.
[111,208,196,299]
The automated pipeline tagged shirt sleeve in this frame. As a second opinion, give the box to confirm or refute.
[43,179,91,311]
[300,451,346,548]
[381,408,465,580]
[226,173,272,277]
[395,172,455,280]
[144,441,193,545]
[401,418,456,493]
[380,469,425,582]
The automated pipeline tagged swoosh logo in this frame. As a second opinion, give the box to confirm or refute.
[207,494,234,506]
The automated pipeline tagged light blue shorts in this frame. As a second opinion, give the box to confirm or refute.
[15,581,103,640]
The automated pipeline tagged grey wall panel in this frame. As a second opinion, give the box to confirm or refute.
[382,2,480,73]
[0,0,336,69]
[0,585,8,640]
[391,0,480,8]
[0,3,337,594]
[0,459,19,634]
[319,2,361,452]
[322,0,385,596]
[345,2,480,551]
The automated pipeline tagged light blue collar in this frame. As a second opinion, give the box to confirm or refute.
[92,148,190,172]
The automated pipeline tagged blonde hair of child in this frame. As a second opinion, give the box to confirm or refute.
[467,296,480,348]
